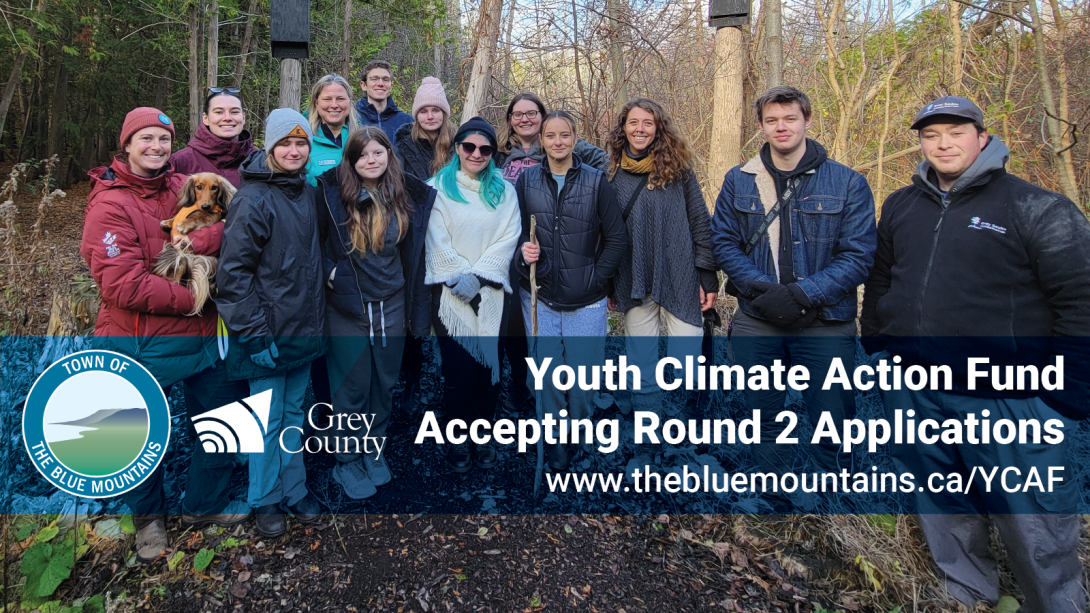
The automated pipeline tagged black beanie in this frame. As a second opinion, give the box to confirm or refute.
[455,116,498,150]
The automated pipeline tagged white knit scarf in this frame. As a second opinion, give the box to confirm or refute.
[425,171,521,382]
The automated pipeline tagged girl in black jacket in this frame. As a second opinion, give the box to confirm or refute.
[393,77,455,180]
[515,110,627,471]
[315,127,437,500]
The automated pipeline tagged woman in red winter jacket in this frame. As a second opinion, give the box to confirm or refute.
[80,107,250,565]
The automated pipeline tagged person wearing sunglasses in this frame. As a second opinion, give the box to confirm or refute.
[424,117,520,473]
[173,87,255,187]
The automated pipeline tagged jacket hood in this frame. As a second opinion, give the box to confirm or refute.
[88,154,175,202]
[916,134,1010,198]
[187,122,255,167]
[504,140,541,162]
[395,122,430,149]
[239,150,309,192]
[356,96,402,122]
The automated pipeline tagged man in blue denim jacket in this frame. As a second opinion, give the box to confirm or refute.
[710,86,876,512]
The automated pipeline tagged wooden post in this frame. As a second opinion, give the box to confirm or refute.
[765,0,782,86]
[279,59,302,111]
[708,26,746,210]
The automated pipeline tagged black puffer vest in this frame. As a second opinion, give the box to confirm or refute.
[518,156,607,309]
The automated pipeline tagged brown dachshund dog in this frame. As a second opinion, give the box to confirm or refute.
[154,173,236,316]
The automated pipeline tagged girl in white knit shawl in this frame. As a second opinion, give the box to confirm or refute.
[425,118,520,472]
[425,118,520,377]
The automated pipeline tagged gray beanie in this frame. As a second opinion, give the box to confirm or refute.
[264,108,313,154]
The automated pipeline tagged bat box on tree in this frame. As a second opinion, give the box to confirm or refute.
[270,0,310,59]
[709,0,750,27]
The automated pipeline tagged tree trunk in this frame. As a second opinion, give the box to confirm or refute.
[0,0,46,142]
[462,0,504,120]
[765,0,783,87]
[1045,0,1079,204]
[78,106,100,172]
[154,72,169,110]
[342,0,353,78]
[605,0,628,114]
[948,1,964,94]
[708,26,746,211]
[207,0,219,89]
[234,0,259,88]
[280,59,302,111]
[570,0,591,136]
[501,2,516,92]
[47,63,68,163]
[1025,0,1079,202]
[189,3,202,138]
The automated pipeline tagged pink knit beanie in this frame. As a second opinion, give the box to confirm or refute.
[411,77,451,118]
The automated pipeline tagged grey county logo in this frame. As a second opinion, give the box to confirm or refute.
[22,350,170,498]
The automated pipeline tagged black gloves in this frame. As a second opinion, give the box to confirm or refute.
[749,281,818,331]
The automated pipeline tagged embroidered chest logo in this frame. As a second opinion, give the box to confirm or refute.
[102,232,120,258]
[968,216,1006,234]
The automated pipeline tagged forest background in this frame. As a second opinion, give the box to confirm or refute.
[1,0,1088,208]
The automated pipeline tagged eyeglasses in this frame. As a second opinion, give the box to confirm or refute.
[208,87,241,95]
[511,111,539,121]
[458,142,494,157]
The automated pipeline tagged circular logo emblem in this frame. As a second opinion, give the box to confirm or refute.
[158,113,171,126]
[23,350,170,498]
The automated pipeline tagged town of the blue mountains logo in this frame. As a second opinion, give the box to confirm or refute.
[44,387,149,477]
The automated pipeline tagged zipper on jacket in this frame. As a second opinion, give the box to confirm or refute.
[320,179,368,317]
[917,191,952,330]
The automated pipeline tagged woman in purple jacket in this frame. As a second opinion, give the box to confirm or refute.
[173,89,256,187]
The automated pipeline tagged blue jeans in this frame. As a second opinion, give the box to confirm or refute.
[247,364,311,508]
[729,310,856,510]
[521,294,607,421]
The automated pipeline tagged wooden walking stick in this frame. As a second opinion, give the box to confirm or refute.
[529,215,545,505]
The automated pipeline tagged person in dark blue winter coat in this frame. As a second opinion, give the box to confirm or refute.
[355,60,413,147]
[315,126,436,499]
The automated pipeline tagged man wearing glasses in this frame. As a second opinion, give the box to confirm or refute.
[356,59,413,146]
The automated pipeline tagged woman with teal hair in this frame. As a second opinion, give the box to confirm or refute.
[424,117,521,473]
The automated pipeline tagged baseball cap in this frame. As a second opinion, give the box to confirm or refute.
[910,96,985,131]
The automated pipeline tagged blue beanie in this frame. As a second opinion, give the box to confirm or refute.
[264,108,313,154]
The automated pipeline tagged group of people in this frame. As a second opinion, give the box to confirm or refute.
[79,59,1090,612]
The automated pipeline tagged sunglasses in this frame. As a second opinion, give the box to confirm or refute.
[458,142,495,157]
[208,87,241,95]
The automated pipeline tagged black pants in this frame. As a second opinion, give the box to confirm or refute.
[432,285,502,423]
[438,335,500,423]
[500,288,531,404]
[126,359,249,529]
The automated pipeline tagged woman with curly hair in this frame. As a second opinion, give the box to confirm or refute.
[606,97,718,394]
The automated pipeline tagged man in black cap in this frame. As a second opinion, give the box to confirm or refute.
[861,96,1090,612]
